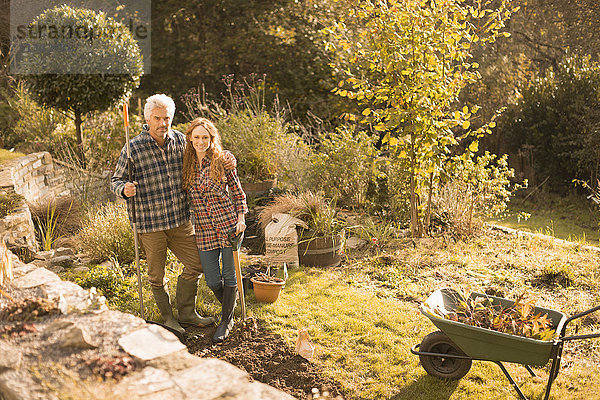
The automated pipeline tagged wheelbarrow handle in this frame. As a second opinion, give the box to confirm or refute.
[560,304,600,338]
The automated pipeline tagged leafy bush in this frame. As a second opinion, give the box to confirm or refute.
[183,77,310,183]
[218,110,286,180]
[20,5,143,163]
[77,202,134,264]
[382,158,411,221]
[499,54,600,190]
[0,191,24,218]
[0,82,69,152]
[75,265,136,307]
[305,126,382,209]
[434,151,524,237]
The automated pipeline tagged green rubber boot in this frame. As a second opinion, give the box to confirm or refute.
[150,286,185,335]
[176,276,215,328]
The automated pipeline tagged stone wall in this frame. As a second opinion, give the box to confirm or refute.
[0,191,37,253]
[0,152,72,254]
[1,152,69,204]
[0,249,294,400]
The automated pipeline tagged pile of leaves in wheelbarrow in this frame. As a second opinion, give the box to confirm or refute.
[438,293,556,340]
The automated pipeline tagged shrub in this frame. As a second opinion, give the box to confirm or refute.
[434,152,524,237]
[78,202,134,264]
[1,82,69,152]
[382,158,411,221]
[217,110,311,184]
[0,191,24,218]
[20,5,143,165]
[182,77,310,184]
[498,54,600,190]
[218,110,283,180]
[305,126,382,209]
[75,265,136,307]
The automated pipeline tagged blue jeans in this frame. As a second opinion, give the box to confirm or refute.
[199,247,236,290]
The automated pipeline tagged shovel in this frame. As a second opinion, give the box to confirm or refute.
[229,231,247,320]
[122,103,185,343]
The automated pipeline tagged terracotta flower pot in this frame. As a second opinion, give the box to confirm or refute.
[251,276,285,303]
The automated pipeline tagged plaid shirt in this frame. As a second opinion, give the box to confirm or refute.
[188,152,248,251]
[111,125,190,233]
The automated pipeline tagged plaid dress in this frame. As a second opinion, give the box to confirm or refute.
[189,152,248,251]
[111,126,190,233]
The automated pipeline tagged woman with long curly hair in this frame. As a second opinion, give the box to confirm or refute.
[182,117,247,343]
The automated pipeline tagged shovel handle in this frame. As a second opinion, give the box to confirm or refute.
[230,231,246,319]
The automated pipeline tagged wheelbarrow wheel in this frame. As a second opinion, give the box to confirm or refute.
[419,330,472,380]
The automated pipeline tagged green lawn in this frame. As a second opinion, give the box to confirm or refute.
[492,195,600,245]
[247,261,600,400]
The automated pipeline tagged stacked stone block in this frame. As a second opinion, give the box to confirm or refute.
[0,152,70,253]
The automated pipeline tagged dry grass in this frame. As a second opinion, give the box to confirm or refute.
[258,191,343,236]
[258,192,309,229]
[77,202,135,264]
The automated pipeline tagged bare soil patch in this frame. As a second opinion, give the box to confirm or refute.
[186,318,345,399]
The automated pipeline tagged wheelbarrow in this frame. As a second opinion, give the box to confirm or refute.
[411,288,600,400]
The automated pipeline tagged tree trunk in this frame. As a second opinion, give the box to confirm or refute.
[424,171,434,235]
[409,132,421,237]
[74,110,86,168]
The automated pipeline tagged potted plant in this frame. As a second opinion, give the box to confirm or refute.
[258,192,346,267]
[250,265,286,303]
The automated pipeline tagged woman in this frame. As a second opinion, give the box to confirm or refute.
[182,117,247,343]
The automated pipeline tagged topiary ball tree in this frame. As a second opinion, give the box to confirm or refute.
[19,5,143,166]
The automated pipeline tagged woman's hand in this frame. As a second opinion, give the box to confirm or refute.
[235,214,246,234]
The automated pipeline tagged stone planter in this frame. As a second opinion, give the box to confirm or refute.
[298,233,344,268]
[251,276,285,303]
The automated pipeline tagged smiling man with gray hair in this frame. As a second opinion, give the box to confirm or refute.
[111,94,233,334]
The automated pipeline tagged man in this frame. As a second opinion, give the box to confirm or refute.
[112,94,230,334]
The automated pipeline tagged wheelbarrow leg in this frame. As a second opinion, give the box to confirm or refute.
[494,362,527,400]
[524,365,537,378]
[543,343,564,400]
